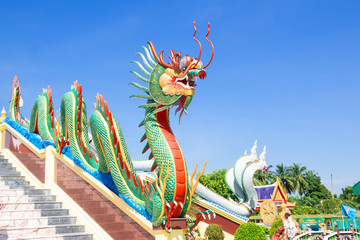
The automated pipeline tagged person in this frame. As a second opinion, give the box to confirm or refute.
[281,208,300,240]
[305,224,312,237]
[271,225,285,240]
[334,223,340,240]
[320,223,327,236]
[349,224,355,240]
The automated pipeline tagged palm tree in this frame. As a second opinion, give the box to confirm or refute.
[253,165,276,186]
[274,163,294,194]
[289,163,308,196]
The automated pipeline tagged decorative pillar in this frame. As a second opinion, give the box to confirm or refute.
[0,107,6,150]
[0,107,6,123]
[45,147,57,187]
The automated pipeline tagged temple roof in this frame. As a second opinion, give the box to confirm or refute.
[254,178,295,211]
[255,183,276,200]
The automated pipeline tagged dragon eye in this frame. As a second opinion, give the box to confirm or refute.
[179,57,187,72]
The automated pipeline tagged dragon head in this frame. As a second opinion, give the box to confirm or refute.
[132,22,214,119]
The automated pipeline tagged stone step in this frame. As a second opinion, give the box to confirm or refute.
[0,195,57,203]
[0,224,85,239]
[0,180,30,187]
[0,155,93,239]
[0,202,63,211]
[0,175,26,181]
[0,184,35,190]
[0,166,16,171]
[47,216,77,226]
[0,165,18,170]
[0,162,15,168]
[0,209,69,218]
[0,188,51,196]
[0,171,21,176]
[0,216,76,228]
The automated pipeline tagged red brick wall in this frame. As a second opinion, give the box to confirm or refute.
[195,204,240,235]
[56,159,154,240]
[5,130,46,183]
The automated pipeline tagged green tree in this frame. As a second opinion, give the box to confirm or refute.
[205,224,225,240]
[340,186,360,209]
[289,164,308,196]
[322,198,341,214]
[270,218,283,238]
[303,170,331,201]
[253,165,276,186]
[292,205,321,215]
[274,164,294,194]
[199,168,238,201]
[289,170,331,213]
[234,222,267,240]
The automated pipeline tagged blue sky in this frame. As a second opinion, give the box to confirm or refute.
[0,1,359,195]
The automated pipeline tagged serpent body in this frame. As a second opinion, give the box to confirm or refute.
[8,33,214,227]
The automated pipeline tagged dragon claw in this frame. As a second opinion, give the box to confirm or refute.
[164,200,184,234]
[189,210,216,237]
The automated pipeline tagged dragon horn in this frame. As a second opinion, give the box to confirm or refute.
[192,21,202,68]
[147,41,174,69]
[203,22,215,69]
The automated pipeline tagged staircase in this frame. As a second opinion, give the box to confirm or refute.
[0,153,93,240]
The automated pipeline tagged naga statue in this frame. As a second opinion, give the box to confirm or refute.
[194,140,269,216]
[7,22,214,232]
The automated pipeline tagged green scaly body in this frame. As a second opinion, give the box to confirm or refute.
[8,41,211,227]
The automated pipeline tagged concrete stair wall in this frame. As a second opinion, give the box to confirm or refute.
[0,154,93,240]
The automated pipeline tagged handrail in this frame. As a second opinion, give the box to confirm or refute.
[324,232,336,240]
[293,231,327,240]
[292,231,360,240]
[293,232,311,240]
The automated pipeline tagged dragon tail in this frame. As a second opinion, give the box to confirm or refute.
[29,86,55,142]
[9,76,28,127]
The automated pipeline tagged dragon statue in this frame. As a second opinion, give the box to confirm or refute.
[7,22,214,231]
